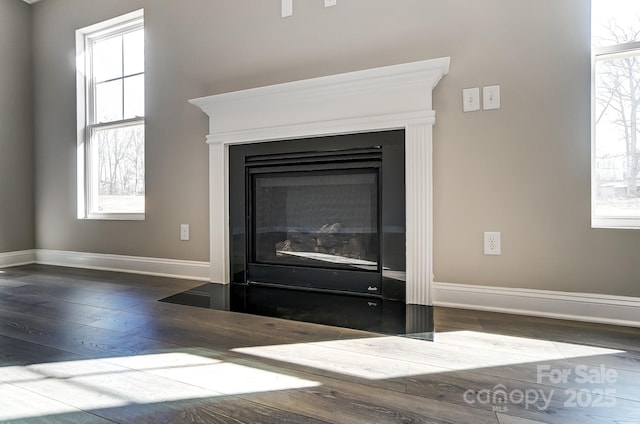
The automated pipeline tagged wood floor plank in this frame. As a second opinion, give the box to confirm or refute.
[0,383,114,423]
[0,334,83,367]
[404,364,640,423]
[0,307,183,359]
[475,314,640,352]
[0,295,151,335]
[496,414,548,424]
[165,398,331,424]
[239,379,499,424]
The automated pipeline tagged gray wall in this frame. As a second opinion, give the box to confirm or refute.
[0,0,34,253]
[31,0,640,297]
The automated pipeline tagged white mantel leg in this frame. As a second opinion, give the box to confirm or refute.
[210,142,230,284]
[405,123,434,305]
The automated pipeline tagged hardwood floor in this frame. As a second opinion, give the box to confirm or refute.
[1,264,639,423]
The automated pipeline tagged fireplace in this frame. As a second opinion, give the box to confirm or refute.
[229,131,405,299]
[190,57,450,309]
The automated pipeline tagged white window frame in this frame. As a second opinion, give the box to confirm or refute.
[592,41,640,229]
[76,9,145,220]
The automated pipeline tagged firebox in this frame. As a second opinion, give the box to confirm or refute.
[229,130,406,300]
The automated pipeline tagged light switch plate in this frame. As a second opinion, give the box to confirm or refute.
[281,0,293,17]
[325,0,337,6]
[463,87,480,112]
[483,85,501,110]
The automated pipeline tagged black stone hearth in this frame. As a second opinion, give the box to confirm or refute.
[160,284,434,340]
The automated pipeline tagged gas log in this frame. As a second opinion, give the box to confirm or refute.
[275,223,366,259]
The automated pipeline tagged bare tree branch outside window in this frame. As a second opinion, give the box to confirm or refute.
[593,8,640,218]
[93,123,145,213]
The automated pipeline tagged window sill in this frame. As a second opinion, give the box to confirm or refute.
[592,217,640,230]
[82,213,145,221]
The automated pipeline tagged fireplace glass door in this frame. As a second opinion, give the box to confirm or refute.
[230,131,405,298]
[250,169,380,272]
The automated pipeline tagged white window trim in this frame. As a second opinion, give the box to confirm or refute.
[76,9,145,221]
[591,40,640,229]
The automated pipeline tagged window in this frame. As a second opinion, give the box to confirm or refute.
[592,1,640,228]
[76,10,145,220]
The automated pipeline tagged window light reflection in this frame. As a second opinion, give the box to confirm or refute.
[0,352,319,422]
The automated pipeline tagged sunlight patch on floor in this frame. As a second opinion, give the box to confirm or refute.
[233,332,625,380]
[434,330,625,358]
[0,352,319,421]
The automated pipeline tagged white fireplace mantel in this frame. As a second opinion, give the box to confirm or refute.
[190,57,450,306]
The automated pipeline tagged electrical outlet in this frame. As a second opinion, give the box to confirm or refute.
[180,224,190,241]
[484,232,501,255]
[325,0,337,6]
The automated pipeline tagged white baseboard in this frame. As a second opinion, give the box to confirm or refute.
[4,250,639,327]
[35,249,210,281]
[432,281,640,328]
[0,250,37,268]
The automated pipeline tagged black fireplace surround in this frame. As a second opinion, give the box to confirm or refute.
[229,130,406,301]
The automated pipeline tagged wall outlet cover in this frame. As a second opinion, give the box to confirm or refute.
[180,224,190,241]
[484,231,501,255]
